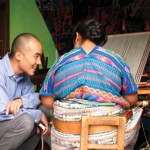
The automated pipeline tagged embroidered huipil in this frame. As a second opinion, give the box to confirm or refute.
[40,46,138,108]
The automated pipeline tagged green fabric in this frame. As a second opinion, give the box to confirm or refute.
[9,0,56,68]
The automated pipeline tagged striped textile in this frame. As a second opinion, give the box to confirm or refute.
[51,100,143,150]
[40,46,137,108]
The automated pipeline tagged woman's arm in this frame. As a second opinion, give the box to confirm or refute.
[123,93,138,107]
[40,96,54,109]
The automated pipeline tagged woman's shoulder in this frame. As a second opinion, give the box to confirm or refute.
[96,46,129,69]
[96,46,122,60]
[58,47,82,62]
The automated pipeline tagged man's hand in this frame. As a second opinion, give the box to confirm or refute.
[5,98,22,116]
[38,112,50,136]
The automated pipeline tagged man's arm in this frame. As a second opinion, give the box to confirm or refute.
[0,75,10,112]
[0,74,41,122]
[0,75,23,118]
[20,75,41,109]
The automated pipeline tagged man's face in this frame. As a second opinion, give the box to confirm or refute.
[19,39,43,76]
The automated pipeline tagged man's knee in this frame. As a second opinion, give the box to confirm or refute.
[15,113,34,137]
[20,113,34,133]
[0,113,35,149]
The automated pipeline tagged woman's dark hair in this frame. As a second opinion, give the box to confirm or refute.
[73,19,107,45]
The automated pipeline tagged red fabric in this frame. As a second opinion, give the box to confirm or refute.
[145,19,150,31]
[122,20,126,31]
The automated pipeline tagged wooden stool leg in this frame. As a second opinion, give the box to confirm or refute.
[80,117,89,150]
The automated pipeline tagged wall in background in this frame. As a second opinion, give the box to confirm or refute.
[9,0,57,68]
[36,0,73,56]
[37,0,149,56]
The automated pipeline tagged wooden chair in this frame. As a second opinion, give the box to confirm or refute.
[80,116,126,150]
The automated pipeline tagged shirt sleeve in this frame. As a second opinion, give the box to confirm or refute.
[40,51,79,96]
[40,59,60,96]
[20,75,41,109]
[116,55,138,95]
[121,70,138,95]
[0,74,10,112]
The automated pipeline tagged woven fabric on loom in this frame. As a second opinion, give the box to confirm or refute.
[104,32,150,83]
[51,100,143,150]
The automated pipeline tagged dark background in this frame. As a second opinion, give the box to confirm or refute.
[36,0,150,55]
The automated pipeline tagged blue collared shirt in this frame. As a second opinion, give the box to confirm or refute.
[0,53,41,123]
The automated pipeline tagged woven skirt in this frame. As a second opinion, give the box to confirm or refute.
[51,99,142,150]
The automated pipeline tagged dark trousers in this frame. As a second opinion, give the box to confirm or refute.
[134,126,149,150]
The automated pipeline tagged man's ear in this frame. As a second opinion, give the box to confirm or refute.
[15,51,22,61]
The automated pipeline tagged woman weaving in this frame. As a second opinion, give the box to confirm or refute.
[40,19,142,149]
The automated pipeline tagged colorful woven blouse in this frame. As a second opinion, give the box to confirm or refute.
[40,46,138,108]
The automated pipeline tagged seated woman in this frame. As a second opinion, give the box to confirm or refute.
[40,19,142,149]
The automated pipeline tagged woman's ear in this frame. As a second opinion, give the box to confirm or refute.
[74,32,82,48]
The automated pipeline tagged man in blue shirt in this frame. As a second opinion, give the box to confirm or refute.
[0,33,50,149]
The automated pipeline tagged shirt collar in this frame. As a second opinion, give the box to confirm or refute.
[3,53,24,81]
